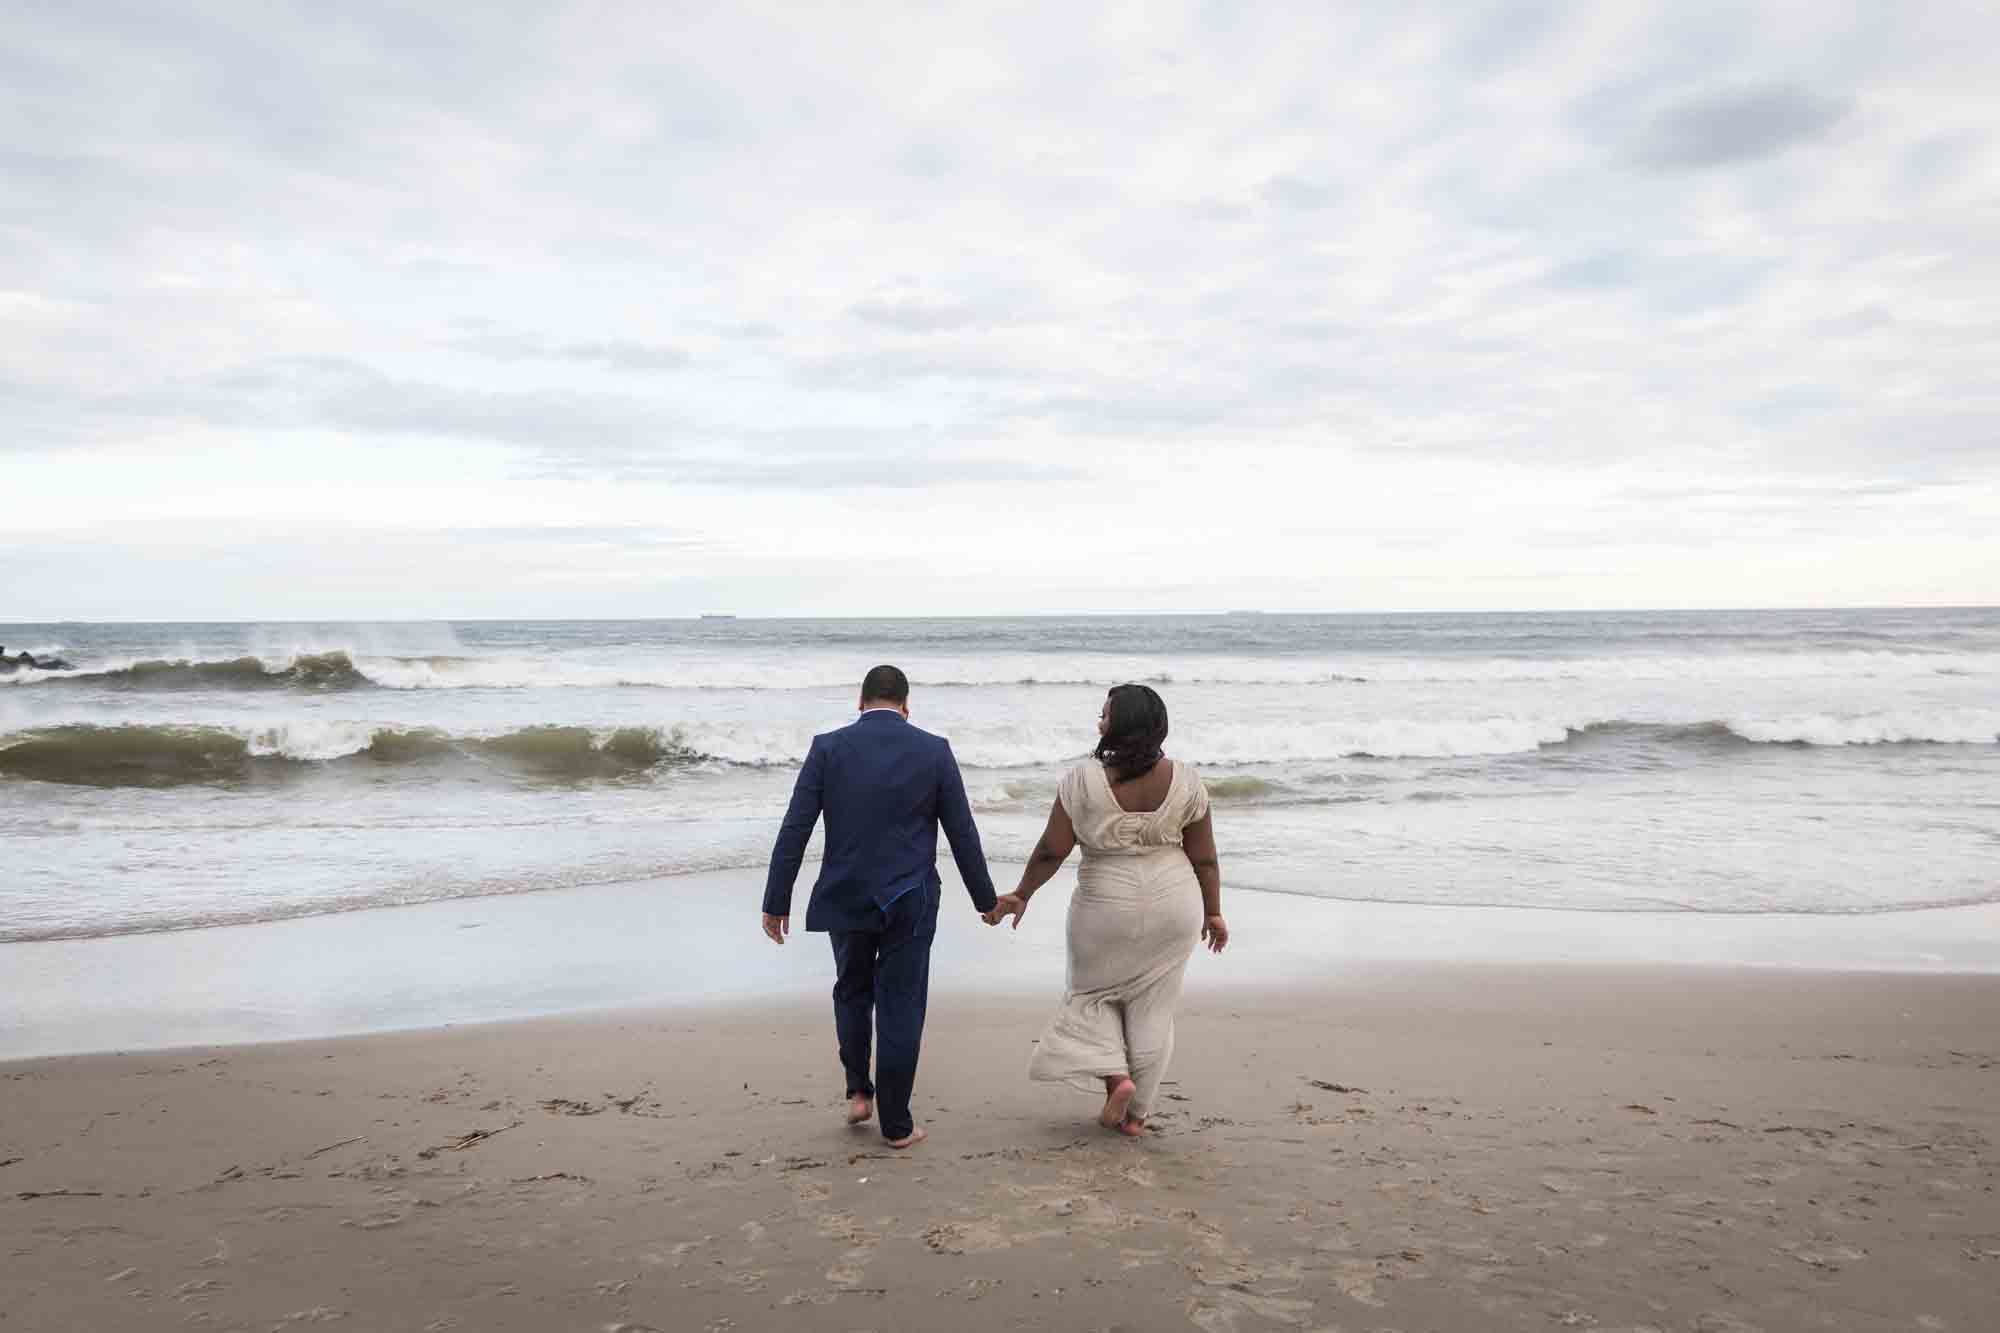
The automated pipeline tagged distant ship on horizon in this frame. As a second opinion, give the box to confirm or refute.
[699,613,738,621]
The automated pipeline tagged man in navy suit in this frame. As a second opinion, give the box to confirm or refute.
[762,664,997,1148]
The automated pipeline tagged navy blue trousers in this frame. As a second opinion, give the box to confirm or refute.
[827,888,934,1141]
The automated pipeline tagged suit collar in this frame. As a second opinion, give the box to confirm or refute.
[855,708,907,725]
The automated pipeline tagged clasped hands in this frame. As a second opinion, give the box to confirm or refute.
[981,892,1029,929]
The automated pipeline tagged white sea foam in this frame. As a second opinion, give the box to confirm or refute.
[1727,709,2000,747]
[243,719,390,762]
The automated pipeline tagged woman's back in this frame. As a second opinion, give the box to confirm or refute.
[1060,759,1208,856]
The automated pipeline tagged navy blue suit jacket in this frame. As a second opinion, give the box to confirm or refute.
[763,710,998,933]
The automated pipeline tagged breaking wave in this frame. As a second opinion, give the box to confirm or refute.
[8,646,1996,694]
[10,651,372,691]
[0,725,261,787]
[1567,712,2000,750]
[6,710,1993,788]
[0,723,711,788]
[1199,775,1286,802]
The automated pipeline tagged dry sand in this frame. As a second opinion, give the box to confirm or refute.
[5,963,1999,1332]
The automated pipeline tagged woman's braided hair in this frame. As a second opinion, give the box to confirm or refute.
[1095,683,1169,783]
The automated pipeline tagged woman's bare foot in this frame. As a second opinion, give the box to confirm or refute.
[846,1094,873,1125]
[1116,1115,1146,1138]
[1099,1076,1136,1129]
[885,1126,927,1150]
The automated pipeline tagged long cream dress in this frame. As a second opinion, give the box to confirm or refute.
[1027,758,1209,1120]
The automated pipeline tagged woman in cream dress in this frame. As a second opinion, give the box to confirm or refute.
[984,684,1228,1136]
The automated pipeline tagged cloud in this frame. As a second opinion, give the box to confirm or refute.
[1629,84,1851,170]
[449,524,706,547]
[456,333,691,372]
[1261,174,1340,210]
[1540,251,1642,291]
[849,294,989,333]
[674,455,1083,489]
[4,1,1999,614]
[894,139,959,179]
[562,341,693,372]
[8,354,1085,491]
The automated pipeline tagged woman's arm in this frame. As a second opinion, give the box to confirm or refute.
[1182,813,1227,951]
[1016,795,1078,897]
[982,796,1076,928]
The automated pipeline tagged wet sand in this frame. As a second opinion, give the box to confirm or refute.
[9,863,2000,1060]
[6,964,1999,1332]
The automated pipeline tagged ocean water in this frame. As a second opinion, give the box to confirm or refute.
[3,610,1997,945]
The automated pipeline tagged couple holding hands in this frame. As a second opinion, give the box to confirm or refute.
[761,665,1228,1147]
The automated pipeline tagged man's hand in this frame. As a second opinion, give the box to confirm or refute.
[982,893,1028,929]
[762,913,789,945]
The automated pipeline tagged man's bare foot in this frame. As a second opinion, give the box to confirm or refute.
[885,1126,927,1150]
[1116,1115,1146,1138]
[1099,1076,1136,1129]
[846,1095,873,1125]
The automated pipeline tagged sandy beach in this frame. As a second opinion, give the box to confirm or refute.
[10,0,2000,1320]
[7,956,1998,1332]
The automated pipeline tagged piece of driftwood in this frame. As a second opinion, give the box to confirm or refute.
[303,1136,366,1160]
[17,1189,105,1200]
[418,1121,522,1159]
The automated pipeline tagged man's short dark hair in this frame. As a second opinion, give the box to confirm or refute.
[860,664,909,705]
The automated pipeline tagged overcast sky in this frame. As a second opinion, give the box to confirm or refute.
[4,2,1997,620]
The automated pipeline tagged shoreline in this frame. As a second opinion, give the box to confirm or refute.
[6,967,1997,1330]
[9,864,2000,1061]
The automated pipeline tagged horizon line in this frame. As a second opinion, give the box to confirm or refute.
[5,603,1997,627]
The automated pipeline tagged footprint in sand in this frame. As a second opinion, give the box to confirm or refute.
[814,1210,877,1247]
[663,1235,715,1267]
[921,1220,1012,1254]
[1779,1241,1867,1272]
[1186,1288,1315,1332]
[814,1209,881,1285]
[1692,1315,1766,1333]
[779,1290,839,1306]
[1327,1259,1386,1307]
[342,1211,407,1230]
